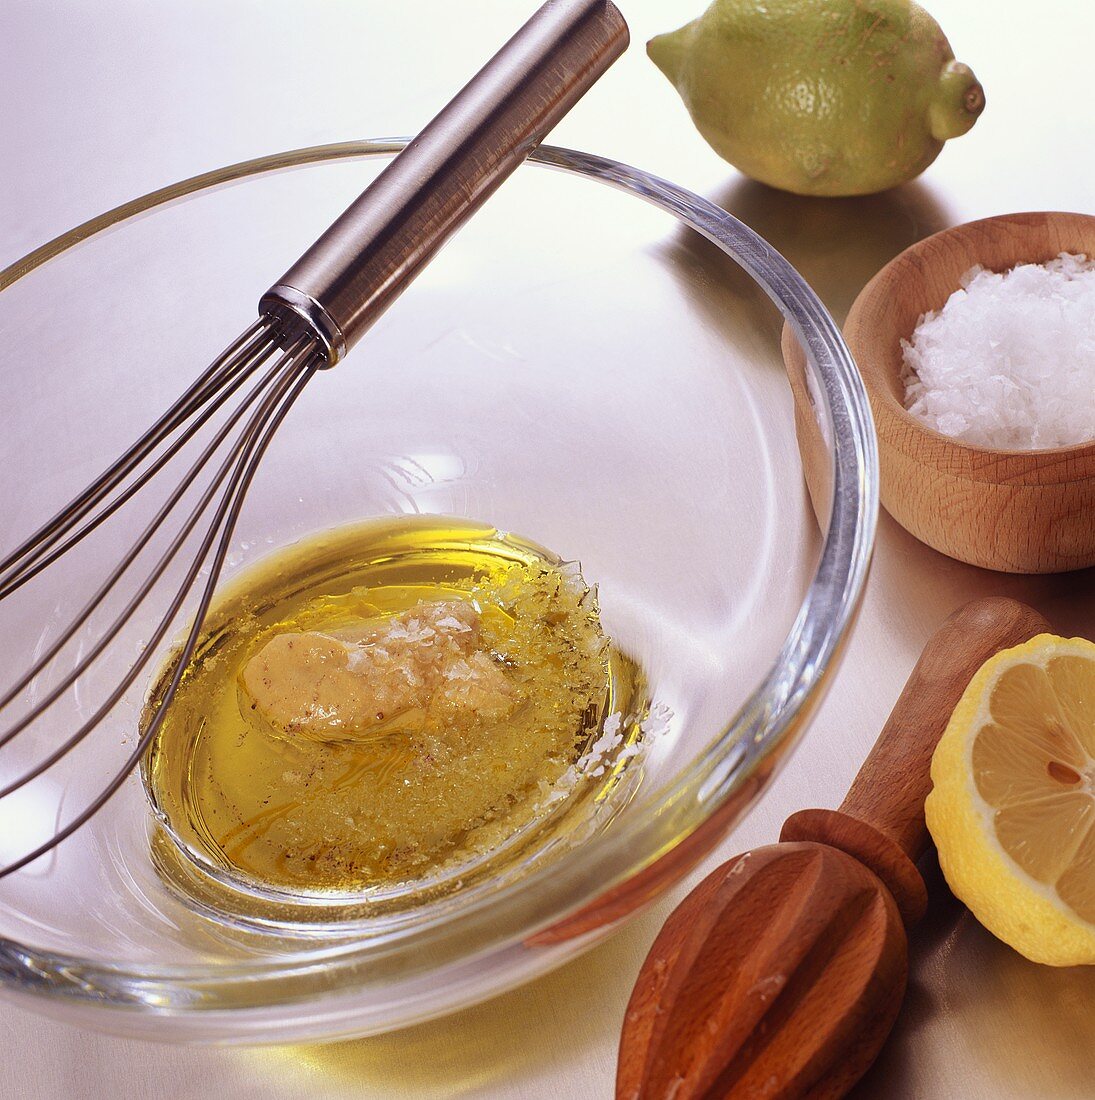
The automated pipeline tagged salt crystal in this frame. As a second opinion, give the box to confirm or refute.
[640,701,673,739]
[435,615,472,633]
[901,252,1095,449]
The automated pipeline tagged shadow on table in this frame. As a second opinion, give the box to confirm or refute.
[713,176,953,326]
[264,912,662,1098]
[648,175,953,395]
[867,506,1095,640]
[853,849,1095,1099]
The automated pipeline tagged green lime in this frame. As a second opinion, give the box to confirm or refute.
[649,0,985,196]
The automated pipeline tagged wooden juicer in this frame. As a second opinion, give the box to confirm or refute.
[617,597,1049,1099]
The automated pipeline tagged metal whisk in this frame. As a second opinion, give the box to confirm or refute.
[0,0,628,877]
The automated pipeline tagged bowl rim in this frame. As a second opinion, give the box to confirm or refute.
[0,139,878,1036]
[845,210,1095,480]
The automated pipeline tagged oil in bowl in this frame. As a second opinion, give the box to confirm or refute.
[141,516,649,926]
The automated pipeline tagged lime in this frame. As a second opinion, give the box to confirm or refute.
[649,0,984,196]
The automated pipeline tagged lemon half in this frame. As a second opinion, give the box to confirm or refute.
[926,634,1095,965]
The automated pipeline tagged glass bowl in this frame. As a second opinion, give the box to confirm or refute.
[0,140,876,1042]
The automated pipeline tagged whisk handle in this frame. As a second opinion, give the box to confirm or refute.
[259,0,628,364]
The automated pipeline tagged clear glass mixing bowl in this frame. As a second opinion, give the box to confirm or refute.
[0,141,876,1042]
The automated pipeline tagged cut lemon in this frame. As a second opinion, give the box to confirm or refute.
[926,633,1095,965]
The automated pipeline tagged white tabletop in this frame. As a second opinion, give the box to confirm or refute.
[3,1,1095,1097]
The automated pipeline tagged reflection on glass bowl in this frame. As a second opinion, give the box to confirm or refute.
[0,140,876,1042]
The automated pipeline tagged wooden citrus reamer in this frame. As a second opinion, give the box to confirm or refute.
[617,597,1050,1100]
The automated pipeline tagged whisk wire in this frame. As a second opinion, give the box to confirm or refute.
[0,0,636,886]
[0,327,281,603]
[0,335,311,748]
[0,319,274,597]
[0,335,319,876]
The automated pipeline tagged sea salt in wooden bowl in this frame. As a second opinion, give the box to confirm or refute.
[784,211,1095,573]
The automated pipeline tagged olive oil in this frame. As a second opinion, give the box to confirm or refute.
[142,517,645,910]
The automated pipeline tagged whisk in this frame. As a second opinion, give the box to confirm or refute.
[0,0,628,877]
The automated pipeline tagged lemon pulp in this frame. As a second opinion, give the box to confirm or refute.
[971,649,1095,920]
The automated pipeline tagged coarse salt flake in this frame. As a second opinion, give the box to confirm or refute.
[901,252,1095,449]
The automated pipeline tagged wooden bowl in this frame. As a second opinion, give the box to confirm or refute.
[783,211,1095,573]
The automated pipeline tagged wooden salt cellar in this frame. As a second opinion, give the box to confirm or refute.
[784,210,1095,573]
